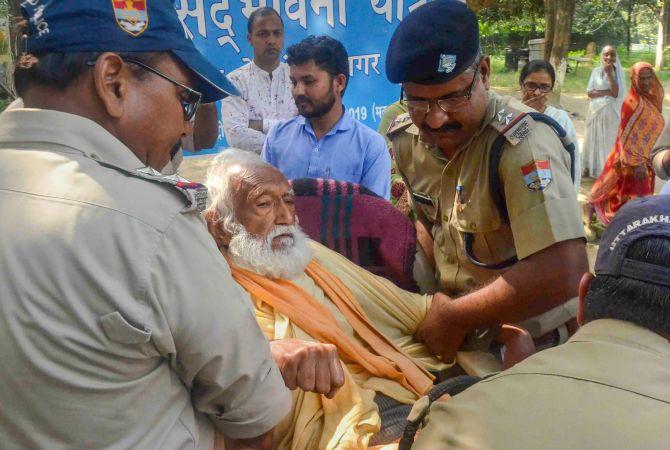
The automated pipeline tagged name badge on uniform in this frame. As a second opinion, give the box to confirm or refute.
[174,181,208,213]
[501,113,536,146]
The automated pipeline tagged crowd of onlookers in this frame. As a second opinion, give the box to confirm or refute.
[222,8,669,241]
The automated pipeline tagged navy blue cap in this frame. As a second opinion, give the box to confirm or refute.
[386,0,479,85]
[20,0,238,102]
[595,195,670,286]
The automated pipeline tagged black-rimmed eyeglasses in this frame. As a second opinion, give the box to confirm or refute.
[401,66,479,115]
[87,57,202,122]
[522,81,552,94]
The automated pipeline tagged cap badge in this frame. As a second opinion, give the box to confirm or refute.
[437,54,457,74]
[112,0,149,37]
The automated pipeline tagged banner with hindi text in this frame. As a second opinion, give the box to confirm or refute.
[175,0,432,154]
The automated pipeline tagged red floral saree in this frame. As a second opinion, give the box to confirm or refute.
[589,62,665,224]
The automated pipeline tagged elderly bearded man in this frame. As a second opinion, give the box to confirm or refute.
[204,150,533,449]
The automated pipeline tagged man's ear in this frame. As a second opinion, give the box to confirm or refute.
[91,52,130,119]
[204,210,231,248]
[334,73,347,97]
[479,56,491,90]
[577,272,595,326]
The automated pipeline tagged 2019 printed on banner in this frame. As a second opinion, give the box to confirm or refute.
[174,0,431,153]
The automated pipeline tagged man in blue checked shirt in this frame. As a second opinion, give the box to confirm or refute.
[262,35,391,200]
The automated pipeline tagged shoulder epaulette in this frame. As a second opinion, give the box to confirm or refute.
[387,112,417,138]
[488,106,537,146]
[132,167,208,213]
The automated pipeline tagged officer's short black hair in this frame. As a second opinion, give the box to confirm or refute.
[13,17,162,97]
[286,35,349,95]
[14,51,162,98]
[519,60,556,88]
[247,7,283,34]
[584,237,670,334]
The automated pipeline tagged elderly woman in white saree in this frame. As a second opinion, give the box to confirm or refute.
[581,46,626,178]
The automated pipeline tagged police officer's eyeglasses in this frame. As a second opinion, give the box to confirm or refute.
[522,81,552,93]
[401,67,479,114]
[87,57,203,122]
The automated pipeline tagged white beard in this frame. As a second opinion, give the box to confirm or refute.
[227,222,313,280]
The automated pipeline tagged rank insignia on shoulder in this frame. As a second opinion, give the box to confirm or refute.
[496,108,514,126]
[490,108,537,146]
[387,113,415,137]
[521,159,552,192]
[132,167,208,213]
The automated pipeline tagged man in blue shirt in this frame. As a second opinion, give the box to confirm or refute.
[262,35,391,199]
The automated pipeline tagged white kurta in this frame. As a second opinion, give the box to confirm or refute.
[221,61,298,154]
[581,63,627,178]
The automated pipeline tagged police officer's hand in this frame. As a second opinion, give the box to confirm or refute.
[270,339,345,399]
[414,293,470,363]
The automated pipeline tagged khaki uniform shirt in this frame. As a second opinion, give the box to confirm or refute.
[389,92,584,335]
[413,319,670,449]
[0,105,290,449]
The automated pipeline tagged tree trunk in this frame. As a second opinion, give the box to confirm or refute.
[549,0,576,105]
[655,0,670,70]
[626,0,632,56]
[543,0,556,59]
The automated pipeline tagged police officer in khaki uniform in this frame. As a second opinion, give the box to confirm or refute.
[412,196,670,450]
[385,1,588,362]
[0,2,290,449]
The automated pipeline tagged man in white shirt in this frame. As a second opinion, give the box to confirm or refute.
[221,7,297,154]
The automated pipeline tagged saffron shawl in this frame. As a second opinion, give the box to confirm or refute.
[589,62,665,224]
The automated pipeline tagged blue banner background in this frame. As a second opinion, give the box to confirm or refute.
[174,0,431,155]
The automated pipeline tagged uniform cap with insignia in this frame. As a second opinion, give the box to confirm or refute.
[595,195,670,287]
[20,0,238,102]
[385,0,480,85]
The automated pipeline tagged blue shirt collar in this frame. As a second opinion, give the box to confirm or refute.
[298,106,354,137]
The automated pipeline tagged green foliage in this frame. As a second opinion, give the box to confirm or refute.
[478,0,659,56]
[572,0,627,43]
[489,48,670,94]
[477,0,544,55]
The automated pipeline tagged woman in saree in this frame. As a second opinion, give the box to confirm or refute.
[581,46,626,178]
[587,62,665,226]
